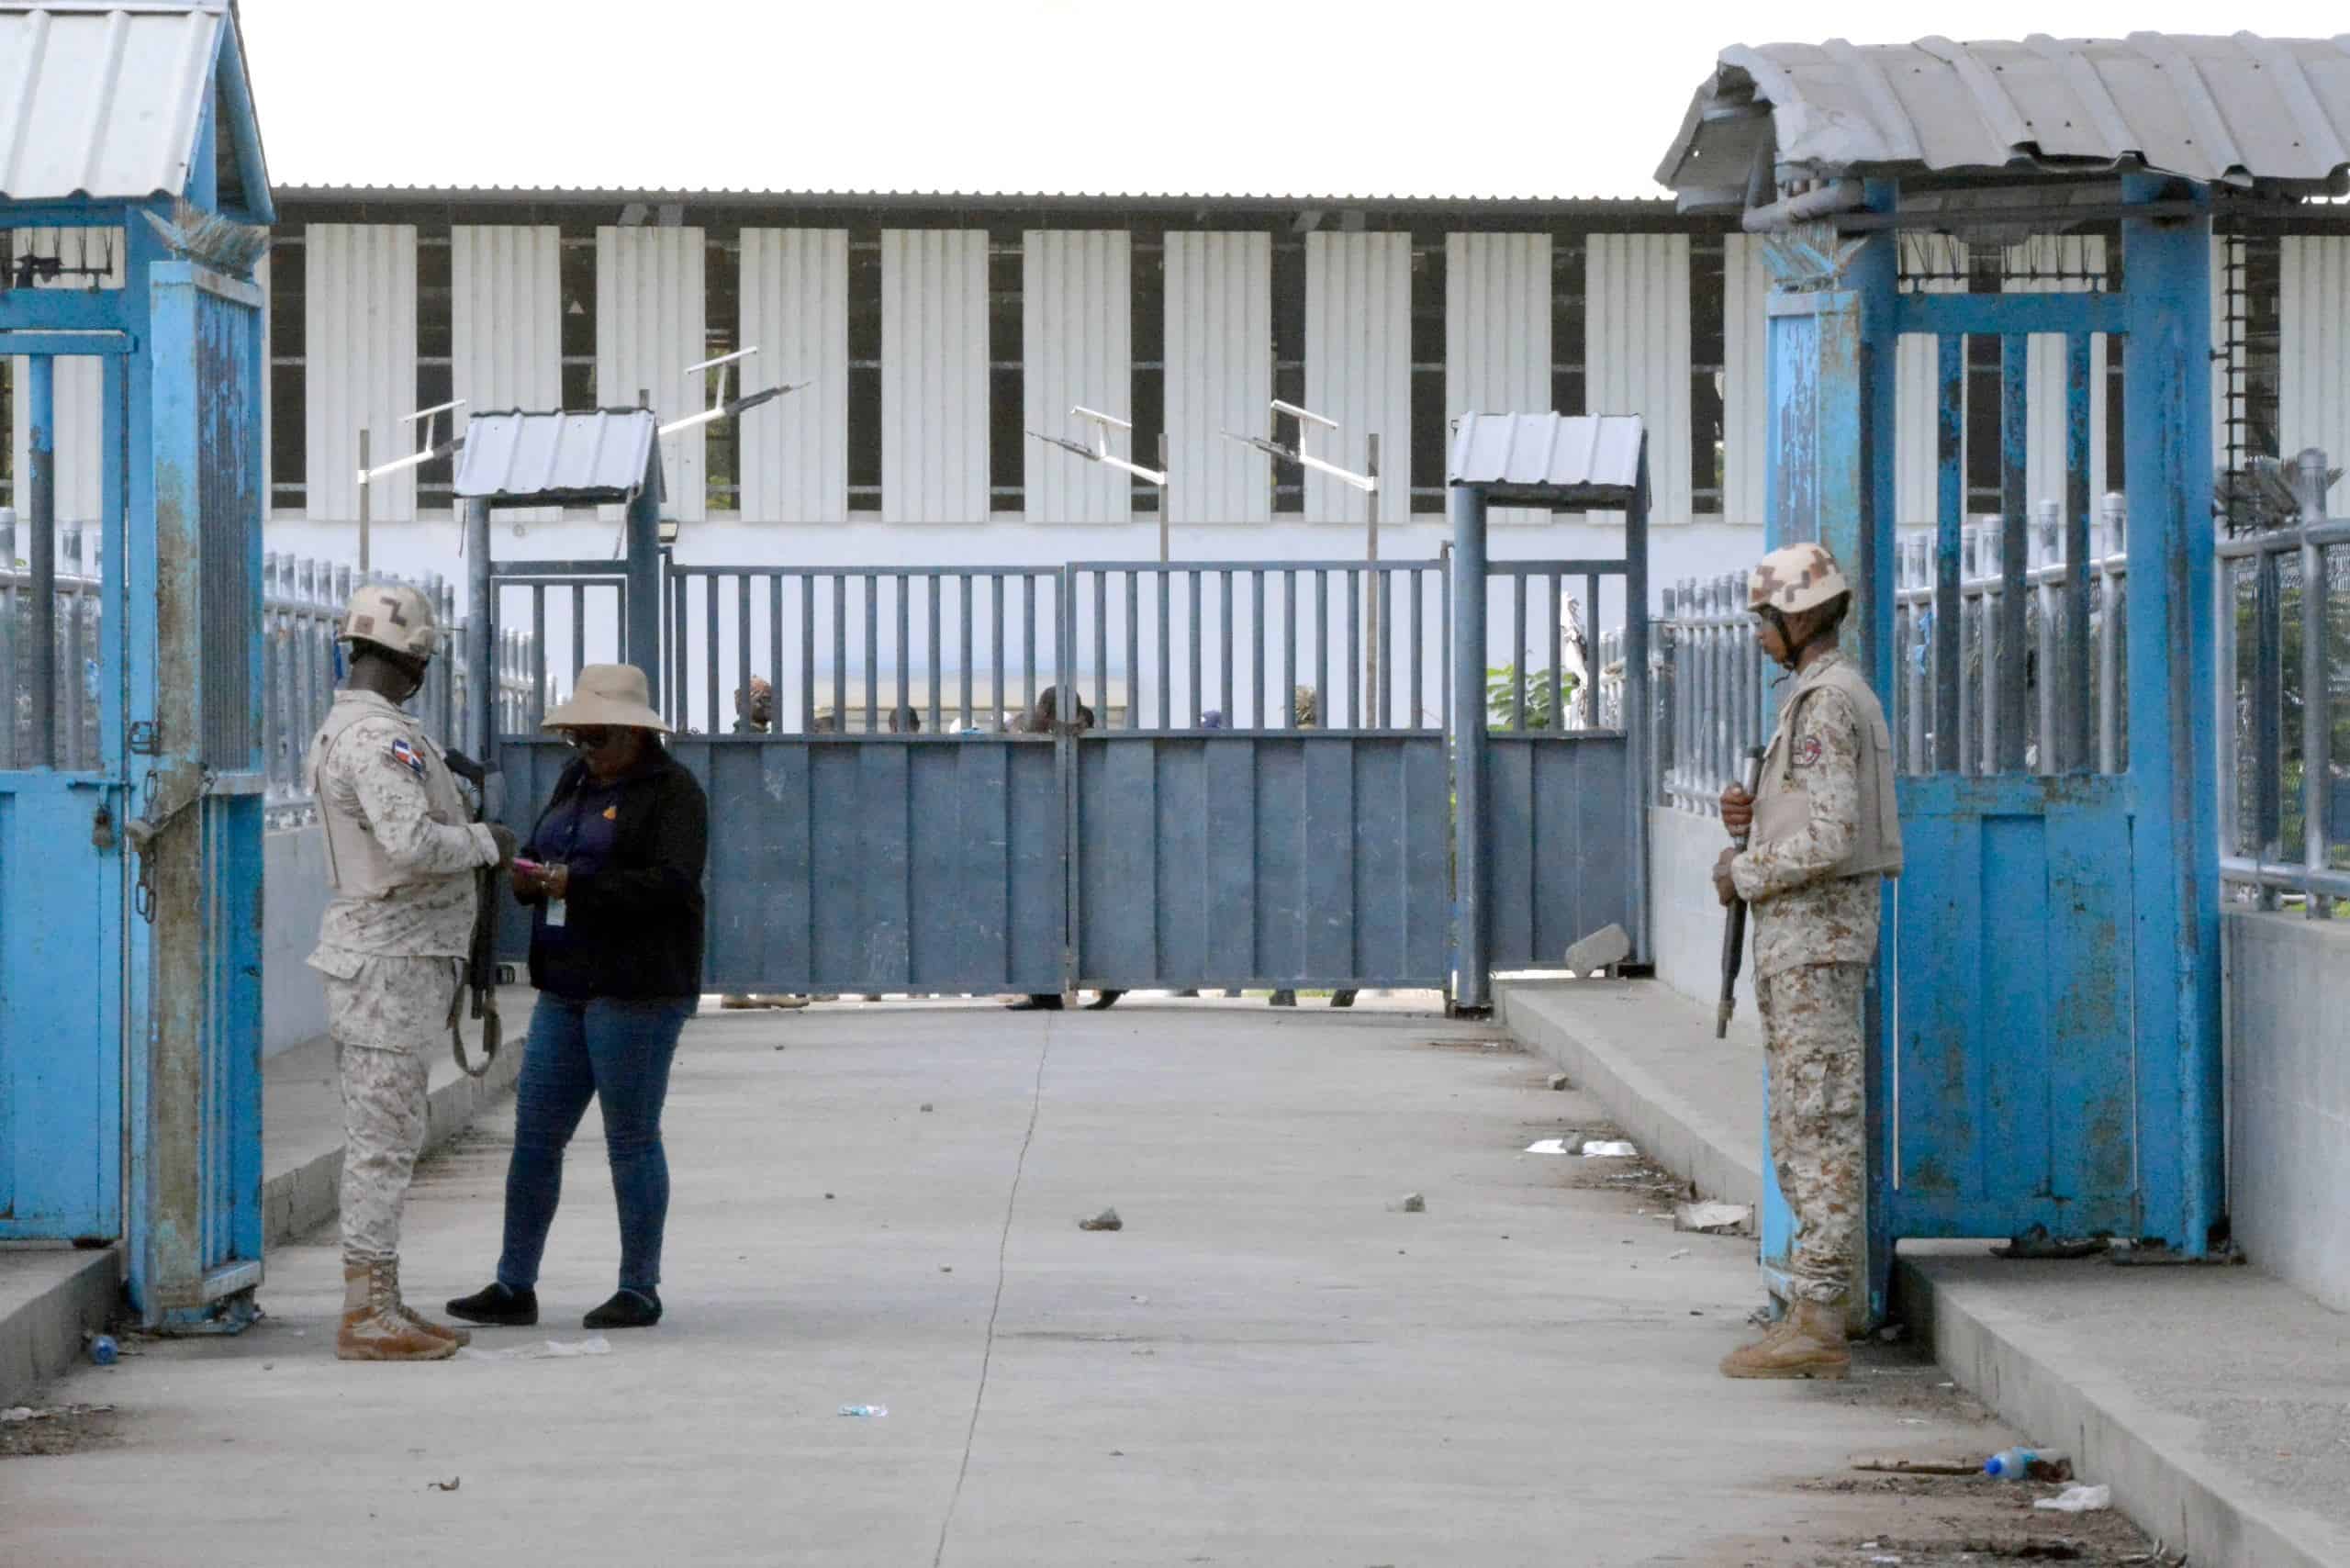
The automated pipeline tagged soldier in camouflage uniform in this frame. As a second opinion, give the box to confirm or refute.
[1713,543,1902,1380]
[307,583,515,1361]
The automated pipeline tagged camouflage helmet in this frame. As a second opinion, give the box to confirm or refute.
[1747,543,1851,617]
[336,582,439,662]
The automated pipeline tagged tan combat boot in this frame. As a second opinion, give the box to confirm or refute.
[337,1260,459,1361]
[1718,1298,1851,1380]
[389,1260,470,1349]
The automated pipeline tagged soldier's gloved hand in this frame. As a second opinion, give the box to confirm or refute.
[487,823,520,868]
[1713,846,1740,907]
[1719,783,1754,837]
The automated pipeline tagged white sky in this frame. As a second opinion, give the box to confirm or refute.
[241,1,2347,199]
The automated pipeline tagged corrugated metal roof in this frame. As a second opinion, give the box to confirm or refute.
[1448,414,1647,508]
[271,184,1677,214]
[453,409,662,506]
[0,1,227,202]
[1658,33,2350,196]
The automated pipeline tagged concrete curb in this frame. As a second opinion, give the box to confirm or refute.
[0,1249,121,1410]
[261,1028,526,1249]
[1495,978,2348,1568]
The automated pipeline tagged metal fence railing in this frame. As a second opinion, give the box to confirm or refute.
[4,515,538,828]
[1642,452,2345,914]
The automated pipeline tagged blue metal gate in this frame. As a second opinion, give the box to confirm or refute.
[485,540,1647,1003]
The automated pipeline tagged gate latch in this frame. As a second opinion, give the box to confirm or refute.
[91,799,117,852]
[129,720,161,756]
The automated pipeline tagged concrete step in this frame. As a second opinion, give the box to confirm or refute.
[1496,975,2350,1568]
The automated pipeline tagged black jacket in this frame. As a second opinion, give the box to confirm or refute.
[520,744,708,1001]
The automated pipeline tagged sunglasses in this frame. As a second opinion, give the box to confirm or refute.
[562,727,616,750]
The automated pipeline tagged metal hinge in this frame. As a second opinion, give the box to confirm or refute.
[129,720,162,756]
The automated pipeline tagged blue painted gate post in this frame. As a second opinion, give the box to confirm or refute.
[625,485,664,705]
[2120,175,2225,1253]
[1450,483,1490,1011]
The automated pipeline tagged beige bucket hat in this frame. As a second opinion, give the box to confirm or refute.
[542,663,672,734]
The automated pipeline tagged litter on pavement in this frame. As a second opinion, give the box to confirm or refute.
[2035,1484,2112,1513]
[1674,1200,1754,1235]
[1079,1207,1124,1231]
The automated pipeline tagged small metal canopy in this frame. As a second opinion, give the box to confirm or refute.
[1658,32,2350,221]
[0,0,274,221]
[1448,413,1647,510]
[453,409,665,508]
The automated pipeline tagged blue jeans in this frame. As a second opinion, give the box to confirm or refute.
[497,994,693,1295]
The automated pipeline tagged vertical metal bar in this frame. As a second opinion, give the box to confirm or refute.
[833,572,848,732]
[1510,569,1527,731]
[704,575,722,738]
[1935,333,1964,773]
[1345,568,1360,728]
[1158,568,1172,729]
[2254,543,2283,897]
[2216,557,2242,861]
[736,573,754,734]
[896,573,912,726]
[1220,567,1234,725]
[1409,566,1425,730]
[667,566,686,730]
[1125,568,1141,729]
[1187,569,1203,729]
[1439,553,1451,738]
[1252,568,1266,730]
[2035,500,2061,775]
[1998,334,2030,772]
[1092,568,1108,721]
[864,572,879,734]
[1058,564,1078,994]
[1024,572,1038,717]
[990,572,1004,731]
[2065,333,2095,772]
[799,574,815,734]
[1548,571,1564,733]
[532,586,547,728]
[1313,569,1327,728]
[1451,487,1490,1010]
[768,575,785,734]
[26,355,56,767]
[2302,525,2330,917]
[1283,569,1297,730]
[925,575,941,734]
[62,529,85,767]
[1584,573,1602,729]
[958,572,973,729]
[1375,566,1393,730]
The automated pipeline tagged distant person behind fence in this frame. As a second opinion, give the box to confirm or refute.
[889,704,922,734]
[733,677,773,734]
[1007,688,1121,1012]
[307,582,516,1362]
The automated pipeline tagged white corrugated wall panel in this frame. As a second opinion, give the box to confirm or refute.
[2005,236,2110,511]
[305,223,418,521]
[739,229,849,521]
[598,226,707,521]
[1721,234,1773,527]
[882,229,989,523]
[1024,231,1131,524]
[8,228,119,528]
[1585,234,1691,524]
[1304,232,1409,524]
[452,226,560,520]
[1446,232,1550,526]
[1163,232,1270,525]
[2280,237,2350,475]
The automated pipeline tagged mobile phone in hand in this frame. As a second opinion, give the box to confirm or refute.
[512,857,544,875]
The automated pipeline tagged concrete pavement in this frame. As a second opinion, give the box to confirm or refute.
[9,999,2081,1567]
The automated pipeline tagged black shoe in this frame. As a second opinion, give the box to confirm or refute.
[445,1282,538,1327]
[1084,990,1125,1011]
[1330,990,1357,1008]
[584,1288,662,1329]
[1268,990,1296,1007]
[1006,994,1064,1012]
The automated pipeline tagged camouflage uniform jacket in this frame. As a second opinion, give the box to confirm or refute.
[1731,649,1881,979]
[306,689,497,963]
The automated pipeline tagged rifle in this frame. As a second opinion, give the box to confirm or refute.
[442,748,503,1079]
[1717,745,1766,1039]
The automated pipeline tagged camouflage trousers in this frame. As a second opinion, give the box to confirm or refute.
[319,954,459,1265]
[1758,961,1866,1306]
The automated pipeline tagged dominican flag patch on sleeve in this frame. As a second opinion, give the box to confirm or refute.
[387,737,427,778]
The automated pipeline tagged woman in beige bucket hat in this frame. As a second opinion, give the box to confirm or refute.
[446,664,709,1333]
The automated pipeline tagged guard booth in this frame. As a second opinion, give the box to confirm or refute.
[0,0,274,1329]
[1657,34,2350,1319]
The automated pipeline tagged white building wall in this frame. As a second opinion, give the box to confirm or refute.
[1162,232,1270,525]
[739,229,850,521]
[1585,233,1691,525]
[452,225,561,521]
[2280,235,2350,472]
[8,228,120,530]
[1023,230,1131,524]
[598,226,706,521]
[305,223,418,521]
[1446,231,1550,527]
[1720,234,1773,529]
[2004,236,2110,513]
[882,229,989,523]
[1304,232,1409,525]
